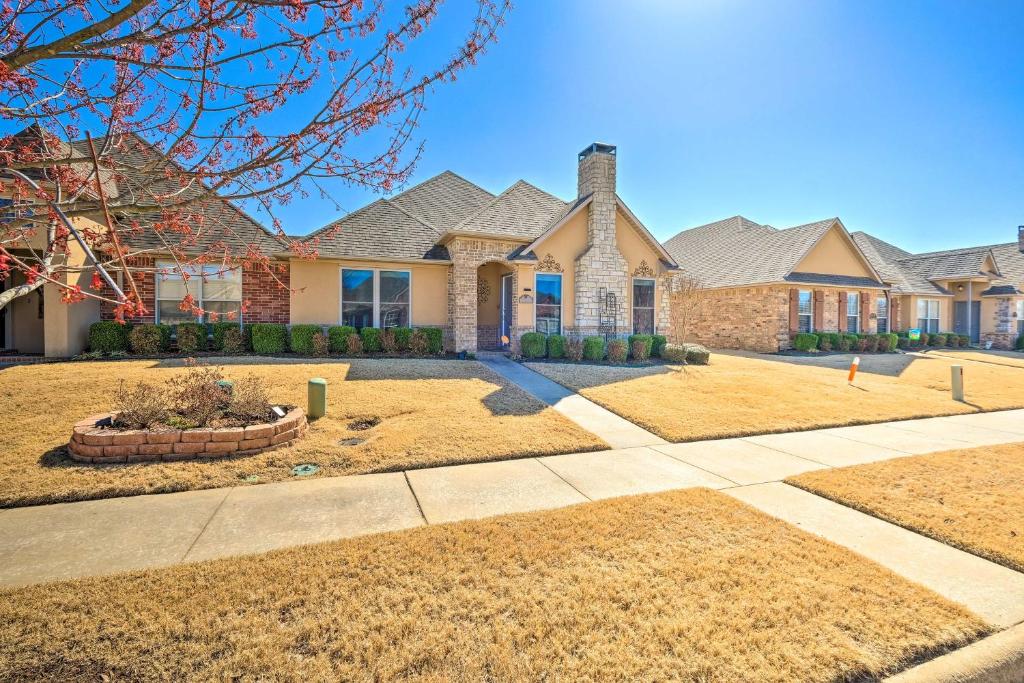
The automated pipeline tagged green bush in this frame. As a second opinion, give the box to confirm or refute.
[630,339,650,361]
[662,344,687,363]
[607,339,628,363]
[958,334,969,347]
[211,322,250,351]
[251,323,289,354]
[819,333,841,351]
[582,336,605,361]
[836,336,852,352]
[290,324,323,355]
[861,334,879,353]
[878,333,898,353]
[1016,333,1024,350]
[328,325,356,353]
[176,322,207,353]
[547,334,566,359]
[358,327,381,353]
[392,327,413,351]
[651,335,667,357]
[792,333,819,352]
[930,333,947,348]
[89,321,131,353]
[627,334,654,358]
[420,327,444,355]
[683,343,711,365]
[519,332,546,359]
[128,324,171,354]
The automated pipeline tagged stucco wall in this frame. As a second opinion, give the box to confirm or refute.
[794,226,876,278]
[531,210,585,328]
[289,259,448,327]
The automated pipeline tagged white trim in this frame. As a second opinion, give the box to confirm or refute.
[631,276,656,334]
[154,260,242,324]
[339,266,413,328]
[500,272,513,343]
[797,289,814,333]
[846,290,861,334]
[533,271,563,335]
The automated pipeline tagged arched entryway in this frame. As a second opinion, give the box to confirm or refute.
[476,261,515,350]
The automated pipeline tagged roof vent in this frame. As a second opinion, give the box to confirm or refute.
[578,142,617,161]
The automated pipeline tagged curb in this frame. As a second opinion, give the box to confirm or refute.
[886,623,1024,682]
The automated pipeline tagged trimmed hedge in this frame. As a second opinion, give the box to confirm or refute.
[930,333,948,348]
[547,334,566,359]
[89,321,131,353]
[176,322,207,353]
[360,327,382,353]
[662,344,687,363]
[128,324,171,354]
[651,335,667,358]
[211,322,251,352]
[328,325,356,353]
[222,326,247,354]
[421,327,444,355]
[630,339,650,361]
[251,323,289,354]
[878,333,898,352]
[661,342,710,364]
[627,334,653,359]
[582,336,605,361]
[607,339,628,363]
[792,333,818,352]
[957,334,970,347]
[392,327,413,351]
[290,324,323,355]
[520,332,546,359]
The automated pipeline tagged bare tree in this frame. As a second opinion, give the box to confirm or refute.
[669,273,707,343]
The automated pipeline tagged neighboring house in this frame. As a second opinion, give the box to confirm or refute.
[663,216,889,352]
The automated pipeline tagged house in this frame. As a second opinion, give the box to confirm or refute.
[3,140,679,355]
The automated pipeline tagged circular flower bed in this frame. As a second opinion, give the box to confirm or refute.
[68,407,307,464]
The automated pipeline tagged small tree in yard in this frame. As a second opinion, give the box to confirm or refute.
[669,273,708,344]
[0,0,510,320]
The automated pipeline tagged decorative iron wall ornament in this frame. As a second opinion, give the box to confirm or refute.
[537,253,564,273]
[632,260,655,278]
[477,278,491,305]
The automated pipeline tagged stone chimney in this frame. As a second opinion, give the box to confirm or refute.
[573,143,629,335]
[1018,225,1024,253]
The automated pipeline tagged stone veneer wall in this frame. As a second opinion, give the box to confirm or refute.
[982,297,1015,349]
[68,407,306,464]
[447,237,521,352]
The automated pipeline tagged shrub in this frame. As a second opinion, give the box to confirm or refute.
[792,333,818,352]
[565,337,584,362]
[520,332,546,359]
[918,332,930,347]
[176,322,207,353]
[381,328,398,354]
[930,333,947,348]
[582,336,605,361]
[312,332,329,358]
[89,321,131,353]
[819,333,841,351]
[360,327,382,353]
[409,329,429,355]
[420,327,444,355]
[607,339,628,363]
[547,334,566,359]
[113,379,168,429]
[1017,333,1024,350]
[896,336,911,350]
[289,324,323,355]
[881,333,898,352]
[222,326,246,354]
[628,334,654,359]
[861,334,879,353]
[328,325,356,353]
[837,336,852,352]
[684,343,711,365]
[818,336,833,352]
[392,327,413,351]
[226,374,273,423]
[128,324,171,355]
[211,322,250,352]
[662,344,687,363]
[651,335,667,357]
[958,334,970,347]
[630,339,650,361]
[167,364,230,428]
[346,332,363,355]
[251,323,289,354]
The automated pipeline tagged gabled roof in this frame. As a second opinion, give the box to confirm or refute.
[389,170,494,230]
[306,199,449,261]
[663,216,882,289]
[896,245,1001,281]
[851,231,948,295]
[440,180,568,242]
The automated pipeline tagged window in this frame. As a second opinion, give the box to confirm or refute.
[1017,301,1024,337]
[632,279,655,334]
[846,292,860,333]
[535,273,562,335]
[797,290,813,333]
[876,295,889,334]
[917,299,940,333]
[341,268,411,329]
[156,262,242,325]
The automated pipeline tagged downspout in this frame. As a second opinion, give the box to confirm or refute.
[967,280,973,343]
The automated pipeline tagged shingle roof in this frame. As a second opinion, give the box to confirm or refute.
[663,216,877,288]
[784,272,887,288]
[896,247,998,281]
[389,171,494,229]
[445,180,568,240]
[851,232,947,295]
[307,199,449,261]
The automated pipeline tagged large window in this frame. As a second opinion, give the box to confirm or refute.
[917,298,940,333]
[632,278,655,334]
[156,262,242,325]
[846,292,860,333]
[876,295,889,334]
[341,268,410,329]
[797,290,813,333]
[535,273,562,335]
[1017,300,1024,336]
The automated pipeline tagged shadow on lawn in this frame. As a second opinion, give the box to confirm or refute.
[719,349,931,378]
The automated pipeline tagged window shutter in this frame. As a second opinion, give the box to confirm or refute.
[788,289,799,334]
[860,292,871,329]
[813,290,824,331]
[838,291,848,332]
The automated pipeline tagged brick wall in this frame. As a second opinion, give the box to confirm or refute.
[99,256,156,323]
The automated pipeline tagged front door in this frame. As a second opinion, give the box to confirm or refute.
[954,301,981,343]
[500,273,513,347]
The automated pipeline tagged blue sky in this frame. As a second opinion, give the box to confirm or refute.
[277,1,1023,251]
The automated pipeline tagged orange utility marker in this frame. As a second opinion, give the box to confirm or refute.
[847,356,861,384]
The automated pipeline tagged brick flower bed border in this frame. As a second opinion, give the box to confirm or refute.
[67,407,307,464]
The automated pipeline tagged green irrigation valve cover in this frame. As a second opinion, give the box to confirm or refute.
[292,464,320,477]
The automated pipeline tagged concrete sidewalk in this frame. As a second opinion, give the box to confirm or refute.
[2,409,1023,591]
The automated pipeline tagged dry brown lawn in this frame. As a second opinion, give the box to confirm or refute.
[0,358,605,507]
[788,442,1024,573]
[0,488,987,682]
[925,348,1024,370]
[527,352,1024,442]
